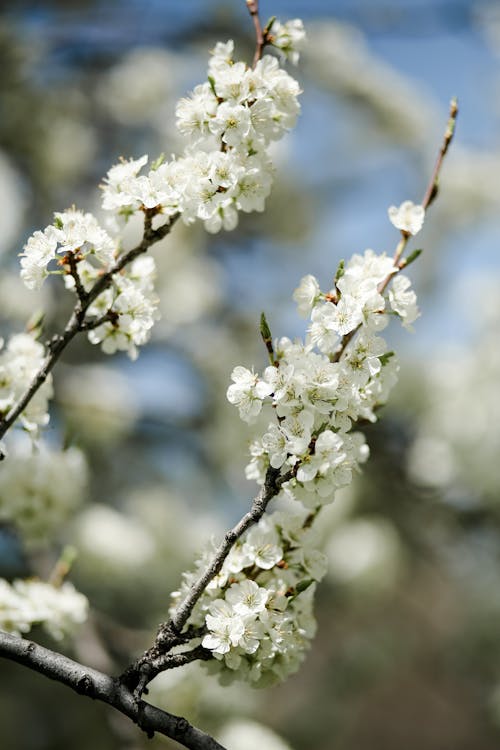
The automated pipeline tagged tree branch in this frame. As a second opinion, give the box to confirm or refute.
[123,466,292,693]
[169,465,289,635]
[0,630,226,750]
[246,0,267,67]
[332,98,458,364]
[0,210,179,448]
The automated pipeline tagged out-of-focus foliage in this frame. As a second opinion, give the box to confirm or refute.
[1,1,500,749]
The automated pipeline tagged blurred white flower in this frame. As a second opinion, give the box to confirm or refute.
[74,504,156,569]
[326,517,402,589]
[0,578,88,639]
[98,48,175,126]
[218,719,294,750]
[0,434,87,545]
[0,151,26,257]
[388,200,425,235]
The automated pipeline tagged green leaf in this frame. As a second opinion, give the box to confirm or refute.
[400,248,422,269]
[296,578,314,594]
[151,153,165,171]
[379,351,395,366]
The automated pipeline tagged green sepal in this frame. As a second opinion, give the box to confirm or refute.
[25,310,45,339]
[208,75,218,98]
[379,351,395,366]
[264,16,276,35]
[151,153,165,171]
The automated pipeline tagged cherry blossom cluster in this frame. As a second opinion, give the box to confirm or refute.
[228,234,420,510]
[172,201,424,683]
[82,255,159,360]
[270,19,307,65]
[101,33,303,233]
[0,578,88,640]
[171,507,326,686]
[0,333,53,433]
[19,208,159,360]
[0,437,87,546]
[17,18,304,373]
[20,207,116,291]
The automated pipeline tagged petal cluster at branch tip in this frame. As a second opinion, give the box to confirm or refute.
[100,37,303,233]
[388,200,425,235]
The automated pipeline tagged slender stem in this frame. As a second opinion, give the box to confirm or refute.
[123,466,292,693]
[80,309,118,332]
[0,631,226,750]
[246,0,266,67]
[332,98,458,363]
[66,251,88,306]
[421,97,458,210]
[169,466,286,635]
[0,211,179,447]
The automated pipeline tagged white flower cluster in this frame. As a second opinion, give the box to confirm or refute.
[0,333,52,432]
[19,22,303,369]
[270,19,307,65]
[228,247,419,510]
[20,207,158,360]
[0,437,87,546]
[83,255,159,360]
[20,207,115,291]
[0,578,88,640]
[101,35,303,233]
[172,508,326,686]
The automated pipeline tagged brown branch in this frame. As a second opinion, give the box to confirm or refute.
[246,0,266,67]
[332,98,458,364]
[0,211,179,449]
[0,631,226,750]
[66,251,88,306]
[421,96,458,210]
[169,465,289,635]
[80,309,119,332]
[123,466,292,693]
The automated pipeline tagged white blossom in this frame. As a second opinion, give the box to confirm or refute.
[271,19,307,65]
[0,578,88,639]
[226,366,272,423]
[388,274,419,328]
[293,274,321,318]
[388,200,425,235]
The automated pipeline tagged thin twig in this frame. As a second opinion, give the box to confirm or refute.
[332,98,458,363]
[421,96,458,210]
[246,0,266,67]
[169,465,288,635]
[66,251,88,306]
[80,309,119,332]
[0,631,226,750]
[123,466,292,693]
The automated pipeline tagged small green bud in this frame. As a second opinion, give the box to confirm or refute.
[379,351,395,366]
[335,259,345,284]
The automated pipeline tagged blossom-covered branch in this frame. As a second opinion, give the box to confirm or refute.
[0,6,306,458]
[0,3,458,746]
[140,100,457,691]
[0,210,177,454]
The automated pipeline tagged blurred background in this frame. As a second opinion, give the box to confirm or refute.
[1,0,500,748]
